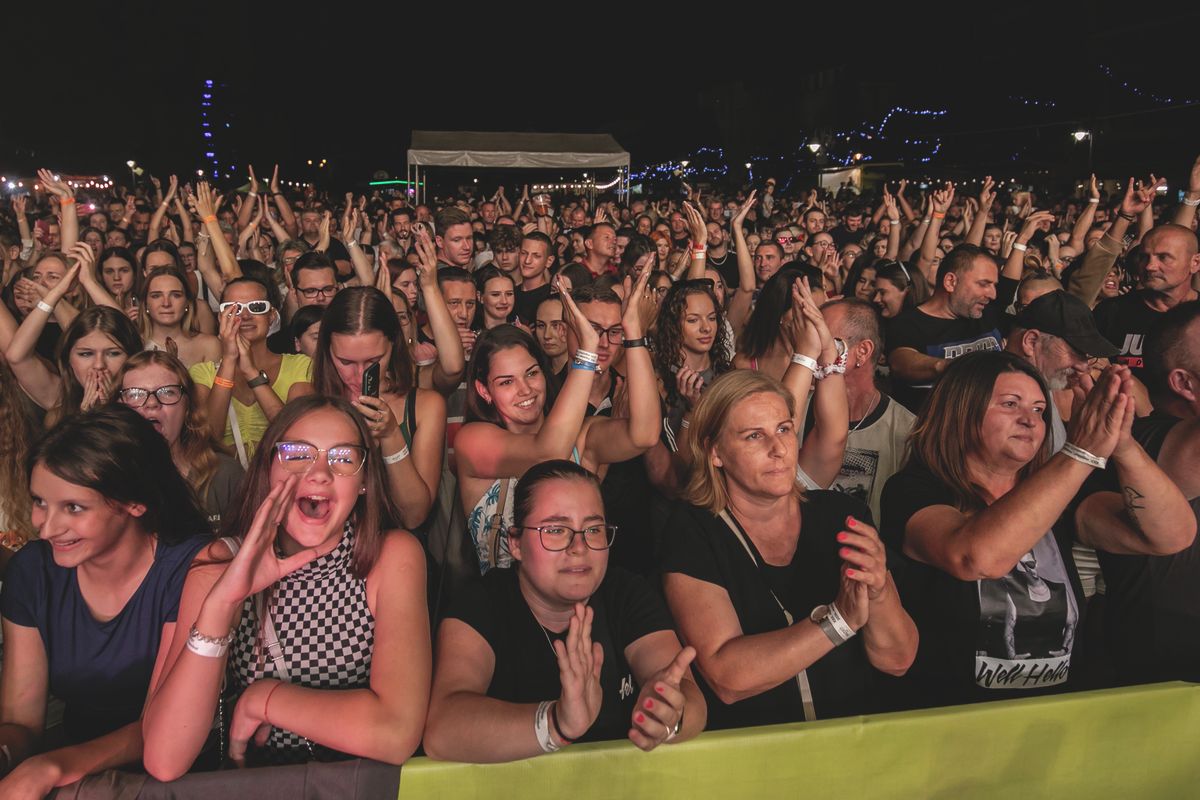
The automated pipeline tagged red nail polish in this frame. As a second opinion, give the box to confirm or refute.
[836,532,847,542]
[846,516,857,527]
[645,699,655,709]
[655,684,665,694]
[840,548,850,558]
[635,713,645,723]
[846,569,856,577]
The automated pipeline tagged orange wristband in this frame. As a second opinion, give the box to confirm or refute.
[213,376,235,389]
[60,197,76,206]
[202,214,217,223]
[931,211,946,220]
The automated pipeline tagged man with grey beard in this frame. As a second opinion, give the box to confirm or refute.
[1006,290,1121,601]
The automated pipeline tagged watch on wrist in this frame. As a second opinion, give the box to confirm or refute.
[246,370,270,389]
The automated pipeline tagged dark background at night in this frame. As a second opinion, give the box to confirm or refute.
[4,2,1198,196]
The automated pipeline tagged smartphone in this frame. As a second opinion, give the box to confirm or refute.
[362,362,380,398]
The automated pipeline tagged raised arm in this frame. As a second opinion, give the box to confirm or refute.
[965,177,996,247]
[1066,178,1156,307]
[902,369,1133,580]
[148,175,179,245]
[726,191,758,334]
[342,208,375,286]
[915,183,953,284]
[411,228,467,395]
[1067,175,1100,254]
[683,202,710,281]
[581,268,661,467]
[882,186,902,260]
[1075,368,1196,555]
[5,261,81,408]
[269,165,299,238]
[193,183,241,283]
[455,279,601,480]
[1004,210,1055,280]
[791,279,847,487]
[236,167,261,232]
[37,170,77,251]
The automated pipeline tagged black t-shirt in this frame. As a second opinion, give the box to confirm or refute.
[514,282,552,326]
[706,251,739,290]
[446,566,674,743]
[266,327,297,355]
[830,225,864,249]
[1093,290,1167,382]
[885,279,1016,412]
[1088,412,1200,684]
[660,492,884,728]
[879,461,1083,709]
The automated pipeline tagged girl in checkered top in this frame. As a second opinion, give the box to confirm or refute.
[142,396,431,776]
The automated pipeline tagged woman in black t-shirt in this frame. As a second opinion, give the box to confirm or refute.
[879,352,1194,708]
[660,370,918,729]
[424,460,705,761]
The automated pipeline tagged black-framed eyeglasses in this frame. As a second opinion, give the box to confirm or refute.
[589,324,626,344]
[118,384,185,407]
[274,441,367,477]
[517,524,618,551]
[297,285,336,300]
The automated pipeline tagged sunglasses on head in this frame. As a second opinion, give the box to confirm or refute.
[776,236,800,244]
[219,300,272,315]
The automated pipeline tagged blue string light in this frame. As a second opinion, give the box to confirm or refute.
[1098,65,1196,106]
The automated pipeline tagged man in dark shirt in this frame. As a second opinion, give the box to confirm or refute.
[886,244,1012,411]
[267,253,339,354]
[1094,223,1200,382]
[514,232,555,325]
[1094,301,1200,684]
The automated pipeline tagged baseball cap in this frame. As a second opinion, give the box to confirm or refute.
[1012,290,1119,357]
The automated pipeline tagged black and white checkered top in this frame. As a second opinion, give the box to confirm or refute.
[229,521,375,758]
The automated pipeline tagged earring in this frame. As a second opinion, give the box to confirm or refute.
[359,486,366,495]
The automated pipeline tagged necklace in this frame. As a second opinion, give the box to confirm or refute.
[849,391,881,433]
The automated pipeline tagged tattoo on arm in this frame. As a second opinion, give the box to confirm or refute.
[1123,486,1146,525]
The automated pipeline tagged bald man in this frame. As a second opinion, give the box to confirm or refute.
[1094,224,1200,381]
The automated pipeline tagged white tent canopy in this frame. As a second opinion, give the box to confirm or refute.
[406,131,629,203]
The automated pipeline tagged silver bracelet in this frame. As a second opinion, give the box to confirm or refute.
[186,624,234,658]
[790,353,819,373]
[382,446,410,465]
[534,700,560,753]
[1061,442,1107,470]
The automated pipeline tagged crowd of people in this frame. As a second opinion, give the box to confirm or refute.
[0,156,1197,796]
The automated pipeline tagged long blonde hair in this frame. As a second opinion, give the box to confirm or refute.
[684,370,805,515]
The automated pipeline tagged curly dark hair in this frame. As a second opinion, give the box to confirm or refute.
[651,281,731,410]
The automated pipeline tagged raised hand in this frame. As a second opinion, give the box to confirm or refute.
[628,646,695,751]
[619,259,656,339]
[352,395,400,443]
[1121,175,1165,217]
[11,193,26,218]
[558,275,601,353]
[413,226,439,276]
[270,164,281,195]
[1089,173,1100,201]
[1018,210,1056,240]
[554,603,605,741]
[248,165,260,194]
[206,474,320,608]
[979,176,996,208]
[1066,366,1135,462]
[36,168,74,200]
[218,304,241,362]
[194,182,217,219]
[931,182,955,214]
[164,174,179,205]
[794,276,834,357]
[732,190,757,225]
[682,201,707,247]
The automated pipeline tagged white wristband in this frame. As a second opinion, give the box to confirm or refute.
[1011,242,1028,252]
[1087,198,1101,204]
[534,700,560,753]
[1061,442,1107,470]
[36,300,55,314]
[790,353,819,373]
[1183,197,1200,207]
[574,349,600,365]
[826,603,857,642]
[382,446,410,465]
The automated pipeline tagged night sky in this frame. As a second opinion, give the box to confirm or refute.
[5,4,1199,195]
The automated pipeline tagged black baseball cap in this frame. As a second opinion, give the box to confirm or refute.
[1012,290,1119,357]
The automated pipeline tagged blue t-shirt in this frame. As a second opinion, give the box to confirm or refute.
[0,535,208,743]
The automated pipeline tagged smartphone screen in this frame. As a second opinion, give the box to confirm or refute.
[362,362,380,398]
